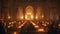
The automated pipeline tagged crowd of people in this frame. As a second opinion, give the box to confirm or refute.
[0,20,60,34]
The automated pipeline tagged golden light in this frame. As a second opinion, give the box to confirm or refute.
[20,16,24,19]
[31,22,36,26]
[25,5,34,20]
[31,15,33,20]
[25,15,30,20]
[18,24,24,28]
[18,22,26,28]
[36,16,38,19]
[35,25,39,28]
[8,16,11,19]
[27,13,31,15]
[25,14,33,20]
[31,22,39,28]
[9,22,12,25]
[8,24,13,28]
[13,31,17,34]
[18,26,21,28]
[37,28,44,32]
[58,24,60,26]
[42,15,44,18]
[11,22,15,24]
[8,22,13,28]
[25,6,34,13]
[36,7,41,20]
[17,7,23,20]
[21,24,24,26]
[42,24,47,26]
[8,26,11,28]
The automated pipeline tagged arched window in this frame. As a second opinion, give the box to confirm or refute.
[36,7,42,20]
[17,7,23,20]
[25,5,34,20]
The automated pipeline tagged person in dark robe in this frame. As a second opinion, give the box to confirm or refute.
[0,20,5,34]
[48,21,58,34]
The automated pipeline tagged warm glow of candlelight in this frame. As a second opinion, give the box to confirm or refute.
[8,16,11,19]
[13,31,17,34]
[37,28,44,32]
